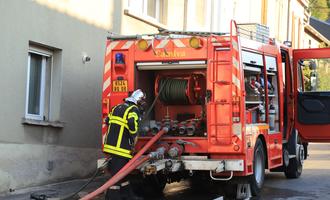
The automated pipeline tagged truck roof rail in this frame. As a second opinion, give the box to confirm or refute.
[107,30,229,41]
[158,29,229,36]
[107,34,142,40]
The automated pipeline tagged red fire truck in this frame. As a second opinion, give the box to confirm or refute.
[100,21,330,198]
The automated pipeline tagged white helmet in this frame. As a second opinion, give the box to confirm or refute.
[125,89,146,106]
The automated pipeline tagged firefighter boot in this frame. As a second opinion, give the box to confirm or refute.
[120,181,143,200]
[105,186,121,200]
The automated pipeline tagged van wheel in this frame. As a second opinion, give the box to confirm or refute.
[284,144,303,179]
[249,139,265,196]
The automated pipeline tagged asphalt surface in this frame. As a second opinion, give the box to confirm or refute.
[1,143,330,200]
[259,143,330,200]
[158,143,330,200]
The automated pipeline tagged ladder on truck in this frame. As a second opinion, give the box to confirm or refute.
[208,20,242,145]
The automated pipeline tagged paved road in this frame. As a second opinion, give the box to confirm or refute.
[260,143,330,200]
[2,143,330,200]
[156,143,330,200]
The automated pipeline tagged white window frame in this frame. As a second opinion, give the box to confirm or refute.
[25,49,52,121]
[128,0,161,20]
[126,0,166,29]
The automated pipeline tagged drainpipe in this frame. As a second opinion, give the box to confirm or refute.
[183,0,188,31]
[210,0,214,32]
[286,0,291,41]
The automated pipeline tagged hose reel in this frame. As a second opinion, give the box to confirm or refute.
[155,74,206,105]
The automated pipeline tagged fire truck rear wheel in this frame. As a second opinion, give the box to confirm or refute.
[249,138,265,196]
[284,146,303,179]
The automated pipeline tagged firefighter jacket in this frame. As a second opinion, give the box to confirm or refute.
[103,102,140,159]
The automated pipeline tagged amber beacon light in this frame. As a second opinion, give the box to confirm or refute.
[137,39,150,51]
[189,36,203,48]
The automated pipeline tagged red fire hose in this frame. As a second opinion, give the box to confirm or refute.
[80,127,168,200]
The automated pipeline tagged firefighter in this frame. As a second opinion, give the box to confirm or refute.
[103,89,146,200]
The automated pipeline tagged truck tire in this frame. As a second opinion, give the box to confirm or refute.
[284,145,303,179]
[284,159,302,179]
[249,139,265,196]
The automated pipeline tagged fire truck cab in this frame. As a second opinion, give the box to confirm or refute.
[100,21,330,198]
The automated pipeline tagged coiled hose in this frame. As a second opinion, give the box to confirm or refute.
[159,78,189,105]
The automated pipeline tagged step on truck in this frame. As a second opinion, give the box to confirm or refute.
[100,20,330,199]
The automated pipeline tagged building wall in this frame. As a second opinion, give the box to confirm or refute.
[266,0,289,41]
[119,0,308,47]
[304,31,322,48]
[172,0,308,47]
[0,0,159,194]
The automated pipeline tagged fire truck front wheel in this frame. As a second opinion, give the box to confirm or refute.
[249,138,266,196]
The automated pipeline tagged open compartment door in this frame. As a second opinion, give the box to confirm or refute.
[293,48,330,142]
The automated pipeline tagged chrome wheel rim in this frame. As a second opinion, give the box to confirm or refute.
[255,150,263,185]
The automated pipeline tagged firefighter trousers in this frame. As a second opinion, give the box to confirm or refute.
[105,155,142,200]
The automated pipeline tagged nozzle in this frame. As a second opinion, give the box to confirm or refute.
[162,126,169,133]
[149,146,167,160]
[150,121,162,135]
[163,121,171,130]
[179,126,186,135]
[186,124,195,136]
[168,143,184,158]
[171,120,178,131]
[151,127,160,135]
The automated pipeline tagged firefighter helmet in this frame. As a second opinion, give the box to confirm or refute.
[125,89,146,107]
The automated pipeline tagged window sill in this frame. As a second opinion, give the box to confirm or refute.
[124,9,168,30]
[22,118,65,128]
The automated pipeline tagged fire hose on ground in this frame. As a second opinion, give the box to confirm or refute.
[79,127,169,200]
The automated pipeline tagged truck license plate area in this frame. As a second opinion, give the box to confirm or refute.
[112,80,128,92]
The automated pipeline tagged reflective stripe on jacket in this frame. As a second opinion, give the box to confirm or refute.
[103,103,140,158]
